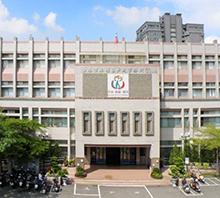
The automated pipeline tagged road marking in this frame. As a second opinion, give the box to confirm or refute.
[143,186,154,198]
[178,186,203,196]
[73,184,99,197]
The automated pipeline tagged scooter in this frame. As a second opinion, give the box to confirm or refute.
[26,173,34,189]
[182,177,190,193]
[0,173,6,187]
[9,172,17,189]
[190,176,201,193]
[34,176,39,190]
[40,177,47,194]
[52,177,62,193]
[197,173,205,183]
[18,171,27,188]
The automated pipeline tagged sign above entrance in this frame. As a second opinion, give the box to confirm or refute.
[108,74,129,97]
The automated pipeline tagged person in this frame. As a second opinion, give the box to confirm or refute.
[38,172,43,190]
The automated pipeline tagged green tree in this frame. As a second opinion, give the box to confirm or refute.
[0,117,49,172]
[193,123,220,176]
[169,141,182,165]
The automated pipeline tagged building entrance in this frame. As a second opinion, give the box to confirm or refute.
[106,147,120,165]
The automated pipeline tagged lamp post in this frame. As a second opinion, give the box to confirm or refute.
[181,132,190,171]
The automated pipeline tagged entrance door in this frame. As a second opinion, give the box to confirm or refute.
[130,148,136,164]
[106,148,120,165]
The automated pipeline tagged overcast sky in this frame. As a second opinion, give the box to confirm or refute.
[0,0,220,43]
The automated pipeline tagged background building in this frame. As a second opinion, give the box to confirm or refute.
[136,13,204,43]
[1,36,220,168]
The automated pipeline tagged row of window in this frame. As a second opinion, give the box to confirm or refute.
[2,60,75,68]
[1,88,75,97]
[163,88,218,98]
[82,111,154,137]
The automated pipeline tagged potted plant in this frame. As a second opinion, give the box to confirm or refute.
[57,169,69,185]
[75,166,87,178]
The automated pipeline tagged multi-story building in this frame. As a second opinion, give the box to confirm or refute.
[0,36,220,169]
[136,13,204,43]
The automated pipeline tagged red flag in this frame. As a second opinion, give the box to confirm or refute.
[114,33,118,44]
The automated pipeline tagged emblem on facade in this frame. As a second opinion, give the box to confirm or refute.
[111,75,125,90]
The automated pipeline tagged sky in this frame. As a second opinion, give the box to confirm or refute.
[1,0,220,43]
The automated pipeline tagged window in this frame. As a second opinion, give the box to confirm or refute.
[95,112,104,136]
[48,82,60,86]
[2,81,13,86]
[120,112,129,136]
[17,88,28,97]
[48,88,60,97]
[177,61,187,69]
[133,112,142,136]
[34,54,45,59]
[2,88,13,97]
[193,83,202,87]
[64,60,75,68]
[17,60,29,68]
[206,62,214,69]
[192,89,202,97]
[70,117,75,127]
[178,89,188,97]
[164,89,174,97]
[201,117,220,127]
[33,88,45,97]
[17,81,28,86]
[206,89,215,97]
[160,118,181,128]
[192,62,201,69]
[41,117,67,127]
[2,60,13,68]
[164,83,174,87]
[104,55,119,63]
[63,88,75,97]
[164,61,174,69]
[83,111,91,136]
[108,112,117,136]
[145,112,154,135]
[34,60,45,68]
[49,60,60,68]
[33,82,45,86]
[49,54,60,58]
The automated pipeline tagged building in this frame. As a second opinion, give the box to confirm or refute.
[136,13,204,43]
[0,36,220,169]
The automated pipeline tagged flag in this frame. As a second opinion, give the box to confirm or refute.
[114,33,118,44]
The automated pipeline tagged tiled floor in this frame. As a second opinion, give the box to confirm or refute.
[65,165,171,186]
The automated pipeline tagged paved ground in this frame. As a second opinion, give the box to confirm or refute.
[68,165,171,186]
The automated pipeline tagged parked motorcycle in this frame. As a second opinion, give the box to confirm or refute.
[52,177,62,193]
[34,176,39,191]
[17,171,26,188]
[0,173,6,187]
[182,177,190,193]
[197,172,205,183]
[26,172,34,189]
[9,172,17,189]
[40,177,48,194]
[190,176,201,193]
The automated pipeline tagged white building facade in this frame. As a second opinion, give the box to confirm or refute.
[1,36,220,169]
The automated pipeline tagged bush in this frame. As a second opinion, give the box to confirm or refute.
[153,167,159,173]
[69,158,75,166]
[77,166,84,172]
[151,172,163,179]
[57,169,69,177]
[195,162,202,169]
[203,163,209,169]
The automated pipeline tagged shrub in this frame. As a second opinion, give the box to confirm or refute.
[78,170,83,176]
[57,169,69,177]
[195,162,202,169]
[153,167,159,173]
[77,166,84,172]
[69,158,75,166]
[151,172,163,179]
[203,163,209,169]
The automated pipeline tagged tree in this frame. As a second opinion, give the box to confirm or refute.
[169,141,182,165]
[193,123,220,176]
[0,117,50,172]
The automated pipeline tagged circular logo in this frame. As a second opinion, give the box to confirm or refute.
[111,75,125,90]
